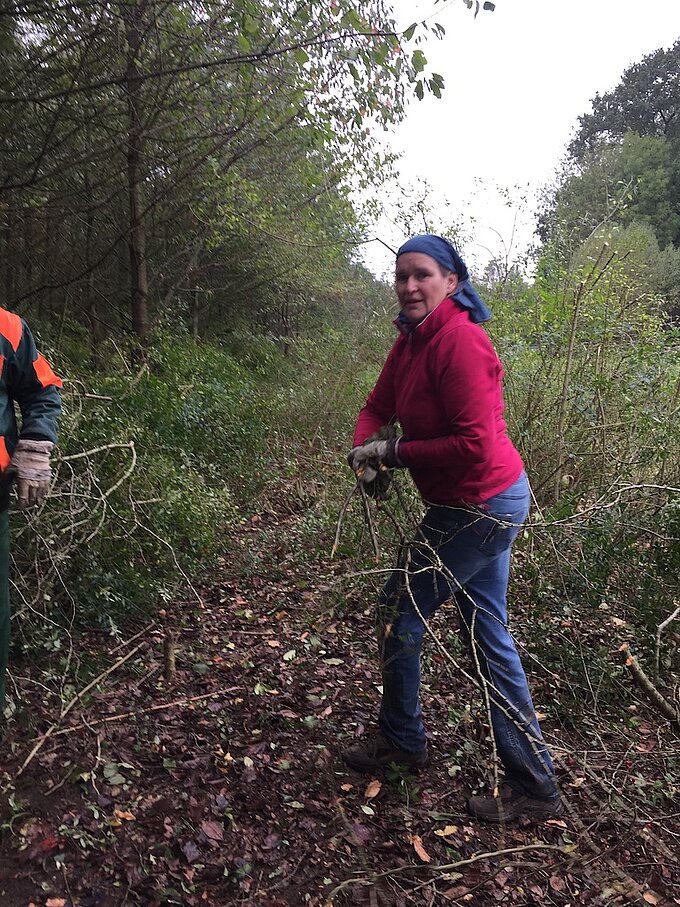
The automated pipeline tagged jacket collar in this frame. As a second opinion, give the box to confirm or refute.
[393,297,469,342]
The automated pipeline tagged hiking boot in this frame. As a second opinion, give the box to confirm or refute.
[467,783,563,824]
[342,732,428,773]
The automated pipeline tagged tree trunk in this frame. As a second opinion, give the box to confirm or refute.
[122,0,149,342]
[190,285,199,341]
[3,204,14,308]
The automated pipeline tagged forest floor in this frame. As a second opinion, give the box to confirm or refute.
[0,506,679,907]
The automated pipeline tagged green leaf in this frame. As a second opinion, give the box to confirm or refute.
[415,79,424,101]
[237,33,251,53]
[341,9,364,30]
[103,762,122,779]
[412,49,426,74]
[294,48,309,66]
[403,23,417,41]
[483,2,496,10]
[106,773,126,786]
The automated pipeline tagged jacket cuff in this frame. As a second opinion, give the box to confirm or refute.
[384,437,404,468]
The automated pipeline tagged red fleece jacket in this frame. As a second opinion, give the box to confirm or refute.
[354,297,523,506]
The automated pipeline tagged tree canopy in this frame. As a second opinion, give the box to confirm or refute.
[0,0,464,348]
[539,36,680,304]
[569,38,680,159]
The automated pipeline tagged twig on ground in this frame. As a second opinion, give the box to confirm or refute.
[16,639,149,776]
[327,843,566,900]
[332,484,357,557]
[38,686,241,738]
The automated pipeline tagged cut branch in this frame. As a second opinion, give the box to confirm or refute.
[618,643,680,727]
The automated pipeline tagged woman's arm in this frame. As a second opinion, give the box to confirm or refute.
[353,344,400,446]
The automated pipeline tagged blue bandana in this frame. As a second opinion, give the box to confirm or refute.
[396,234,492,323]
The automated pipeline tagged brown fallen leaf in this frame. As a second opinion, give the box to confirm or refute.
[46,900,67,907]
[364,779,381,799]
[409,833,431,863]
[201,819,224,842]
[549,875,566,892]
[643,892,661,905]
[113,809,135,821]
[434,824,458,837]
[441,885,469,901]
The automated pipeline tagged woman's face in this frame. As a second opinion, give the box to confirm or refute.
[395,252,458,323]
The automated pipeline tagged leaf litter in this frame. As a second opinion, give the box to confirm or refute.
[0,509,678,906]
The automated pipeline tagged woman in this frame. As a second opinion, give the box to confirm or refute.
[344,234,561,823]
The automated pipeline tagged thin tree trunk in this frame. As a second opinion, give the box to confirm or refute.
[190,285,199,341]
[4,203,14,307]
[554,280,584,502]
[122,0,149,342]
[23,207,33,307]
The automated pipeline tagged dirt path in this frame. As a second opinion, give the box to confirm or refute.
[1,511,678,906]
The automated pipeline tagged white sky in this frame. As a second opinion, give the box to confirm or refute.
[361,0,680,279]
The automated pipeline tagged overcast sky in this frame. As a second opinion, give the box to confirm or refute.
[361,0,680,278]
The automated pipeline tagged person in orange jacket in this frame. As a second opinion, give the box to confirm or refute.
[0,307,62,718]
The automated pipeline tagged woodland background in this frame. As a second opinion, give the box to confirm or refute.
[0,2,679,905]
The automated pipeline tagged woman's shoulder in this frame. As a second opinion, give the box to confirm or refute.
[434,311,493,348]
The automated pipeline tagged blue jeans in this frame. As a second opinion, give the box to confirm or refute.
[378,472,559,800]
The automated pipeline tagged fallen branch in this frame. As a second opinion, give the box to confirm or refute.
[36,686,241,739]
[331,484,356,558]
[358,482,381,561]
[619,643,680,727]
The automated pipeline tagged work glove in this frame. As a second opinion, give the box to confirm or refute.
[6,439,54,509]
[347,438,402,499]
[348,439,402,472]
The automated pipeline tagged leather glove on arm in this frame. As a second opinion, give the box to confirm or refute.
[7,439,54,509]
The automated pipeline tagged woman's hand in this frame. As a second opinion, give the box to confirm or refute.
[348,439,401,473]
[347,439,402,500]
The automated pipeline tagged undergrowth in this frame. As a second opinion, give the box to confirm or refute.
[6,273,680,724]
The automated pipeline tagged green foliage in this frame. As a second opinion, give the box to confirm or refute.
[10,300,397,644]
[487,238,680,707]
[542,134,680,255]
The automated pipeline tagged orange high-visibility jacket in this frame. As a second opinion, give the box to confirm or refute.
[0,308,62,511]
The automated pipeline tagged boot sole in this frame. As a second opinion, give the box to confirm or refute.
[467,801,563,824]
[341,753,428,774]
